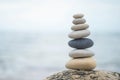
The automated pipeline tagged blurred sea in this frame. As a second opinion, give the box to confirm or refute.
[0,30,120,80]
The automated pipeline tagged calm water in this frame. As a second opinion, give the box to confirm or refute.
[0,31,120,80]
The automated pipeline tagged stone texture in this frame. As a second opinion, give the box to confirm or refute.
[73,13,84,19]
[69,49,94,58]
[65,57,96,70]
[71,24,89,31]
[68,30,90,39]
[44,70,120,80]
[68,38,94,49]
[72,18,86,24]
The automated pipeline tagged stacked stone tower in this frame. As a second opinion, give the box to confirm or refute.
[65,13,96,70]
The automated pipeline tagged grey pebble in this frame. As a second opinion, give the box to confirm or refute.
[71,24,89,31]
[73,13,84,19]
[72,18,86,24]
[68,38,94,49]
[69,49,94,58]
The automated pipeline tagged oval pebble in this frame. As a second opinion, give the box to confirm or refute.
[68,38,94,49]
[68,30,90,39]
[73,13,84,19]
[71,24,89,31]
[72,18,86,24]
[65,57,96,70]
[69,49,94,58]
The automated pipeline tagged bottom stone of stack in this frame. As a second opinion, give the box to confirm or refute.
[44,70,120,80]
[65,57,96,70]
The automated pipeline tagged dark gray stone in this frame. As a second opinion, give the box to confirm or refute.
[68,38,94,49]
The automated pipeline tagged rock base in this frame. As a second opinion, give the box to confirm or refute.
[44,70,120,80]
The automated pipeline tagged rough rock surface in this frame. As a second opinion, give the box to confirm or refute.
[44,70,120,80]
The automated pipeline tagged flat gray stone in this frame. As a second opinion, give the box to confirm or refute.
[73,13,84,19]
[72,18,86,24]
[68,38,94,49]
[69,49,94,58]
[71,24,89,31]
[68,30,90,39]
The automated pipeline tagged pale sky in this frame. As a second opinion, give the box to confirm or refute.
[0,0,120,33]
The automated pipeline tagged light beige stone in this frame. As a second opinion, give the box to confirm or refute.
[65,57,96,70]
[72,18,86,24]
[71,24,89,31]
[69,49,94,58]
[73,13,84,19]
[68,30,90,39]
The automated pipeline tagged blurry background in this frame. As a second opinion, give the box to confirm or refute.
[0,0,120,80]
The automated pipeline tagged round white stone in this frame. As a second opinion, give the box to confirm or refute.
[68,30,90,39]
[71,24,89,31]
[72,18,86,24]
[69,49,94,58]
[73,13,84,19]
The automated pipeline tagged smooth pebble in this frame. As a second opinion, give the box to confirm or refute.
[69,49,94,58]
[65,57,96,70]
[68,38,94,49]
[68,30,90,39]
[71,24,89,31]
[72,18,86,24]
[73,13,84,19]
